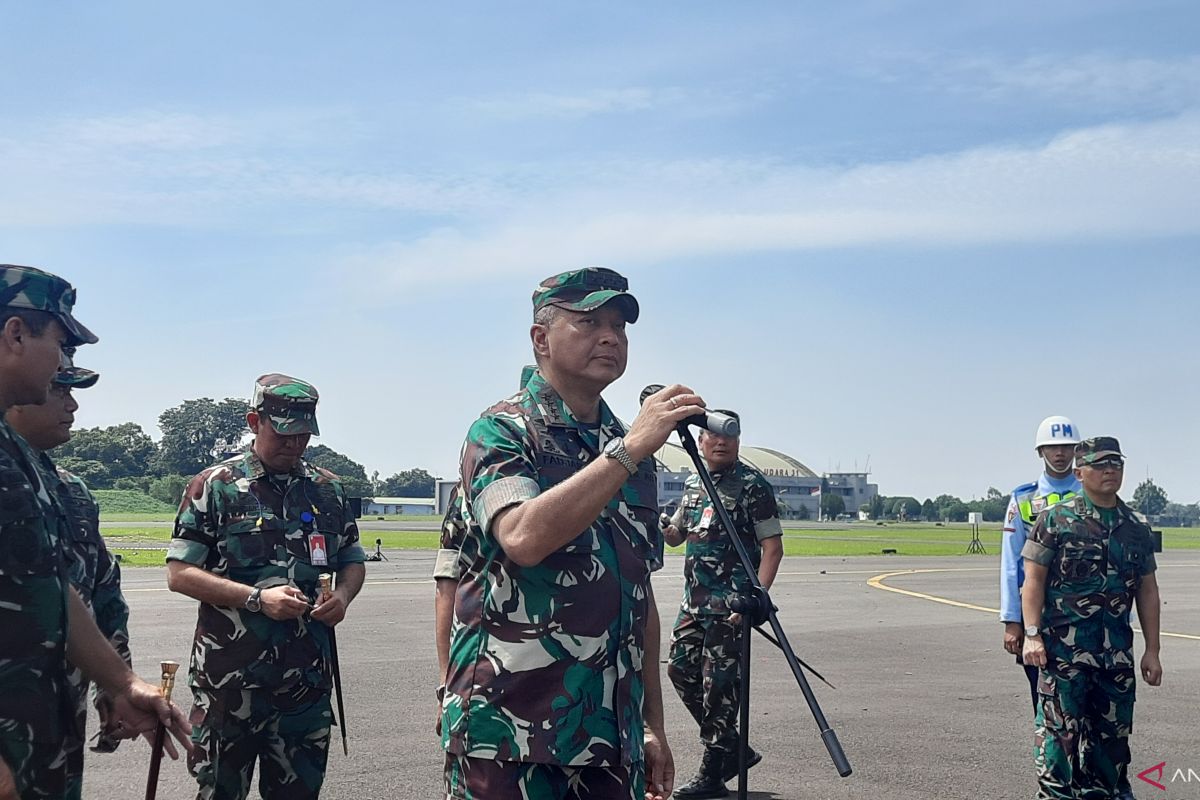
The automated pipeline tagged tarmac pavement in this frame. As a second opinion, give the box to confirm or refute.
[82,552,1200,799]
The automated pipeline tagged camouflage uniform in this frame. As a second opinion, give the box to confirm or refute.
[1022,469,1156,800]
[168,376,365,800]
[442,366,663,800]
[667,462,782,757]
[25,366,133,800]
[432,484,467,583]
[0,265,98,799]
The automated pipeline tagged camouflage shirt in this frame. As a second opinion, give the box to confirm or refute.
[1022,493,1156,670]
[168,449,366,691]
[35,456,133,701]
[671,462,782,616]
[0,419,74,744]
[442,369,663,768]
[432,484,467,581]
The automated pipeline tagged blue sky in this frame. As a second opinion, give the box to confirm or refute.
[2,2,1197,502]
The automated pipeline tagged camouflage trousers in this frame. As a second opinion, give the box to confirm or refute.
[1034,665,1136,800]
[667,610,743,753]
[0,727,69,800]
[444,753,644,800]
[188,684,333,800]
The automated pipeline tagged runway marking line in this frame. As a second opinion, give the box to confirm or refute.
[868,566,1200,642]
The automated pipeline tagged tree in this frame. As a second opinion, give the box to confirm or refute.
[378,468,437,497]
[1160,502,1200,527]
[821,493,846,520]
[921,499,936,521]
[304,444,372,497]
[56,422,158,487]
[156,398,249,477]
[1132,479,1168,517]
[869,494,886,520]
[55,457,111,488]
[148,474,189,509]
[796,503,811,521]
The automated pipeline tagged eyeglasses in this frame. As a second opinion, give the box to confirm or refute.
[1086,458,1125,471]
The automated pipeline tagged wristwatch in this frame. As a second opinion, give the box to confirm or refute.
[244,587,263,613]
[1024,624,1040,638]
[603,437,638,477]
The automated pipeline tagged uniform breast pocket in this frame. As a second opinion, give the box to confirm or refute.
[1060,539,1106,583]
[220,519,279,570]
[0,511,57,576]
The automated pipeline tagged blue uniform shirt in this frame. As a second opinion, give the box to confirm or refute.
[999,471,1080,623]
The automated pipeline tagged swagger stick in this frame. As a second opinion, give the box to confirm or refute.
[319,574,349,756]
[143,660,180,800]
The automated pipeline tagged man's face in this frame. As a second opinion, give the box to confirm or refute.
[534,305,629,392]
[1076,458,1125,496]
[7,383,78,451]
[249,410,311,473]
[700,430,740,472]
[10,318,69,407]
[1039,444,1075,474]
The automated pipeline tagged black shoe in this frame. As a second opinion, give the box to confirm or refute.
[720,747,763,783]
[674,749,730,799]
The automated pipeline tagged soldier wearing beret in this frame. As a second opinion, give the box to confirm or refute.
[662,413,783,798]
[442,267,701,800]
[6,361,133,799]
[1021,437,1162,800]
[167,374,366,800]
[0,265,190,800]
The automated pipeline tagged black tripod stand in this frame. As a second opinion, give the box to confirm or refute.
[674,425,852,798]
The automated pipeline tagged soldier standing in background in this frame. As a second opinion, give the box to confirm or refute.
[1022,437,1162,800]
[6,361,132,799]
[167,374,365,800]
[1000,416,1082,708]
[662,414,783,799]
[0,264,190,800]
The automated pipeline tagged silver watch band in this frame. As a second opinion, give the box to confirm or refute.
[605,438,638,476]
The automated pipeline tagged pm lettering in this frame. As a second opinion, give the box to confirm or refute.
[1051,423,1073,439]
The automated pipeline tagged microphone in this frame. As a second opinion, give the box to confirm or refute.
[640,384,741,437]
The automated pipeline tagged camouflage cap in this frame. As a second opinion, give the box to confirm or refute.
[1075,436,1123,465]
[53,367,99,389]
[0,265,98,346]
[532,267,640,323]
[251,373,320,436]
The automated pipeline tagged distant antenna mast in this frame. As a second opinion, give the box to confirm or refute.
[864,454,871,474]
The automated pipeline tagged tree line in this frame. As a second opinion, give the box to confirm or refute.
[57,397,438,505]
[841,479,1195,525]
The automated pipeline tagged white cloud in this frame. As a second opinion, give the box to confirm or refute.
[356,113,1200,284]
[464,87,683,119]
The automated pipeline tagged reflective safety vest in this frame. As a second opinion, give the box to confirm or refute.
[1016,488,1077,526]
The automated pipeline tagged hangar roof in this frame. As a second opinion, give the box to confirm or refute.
[654,442,818,478]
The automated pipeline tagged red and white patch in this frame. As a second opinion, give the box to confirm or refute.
[308,533,329,566]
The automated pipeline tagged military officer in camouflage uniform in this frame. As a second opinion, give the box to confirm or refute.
[0,265,190,800]
[1021,437,1162,800]
[167,374,366,800]
[443,268,701,800]
[6,361,132,799]
[662,414,783,798]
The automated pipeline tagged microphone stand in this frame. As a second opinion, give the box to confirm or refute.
[673,425,852,798]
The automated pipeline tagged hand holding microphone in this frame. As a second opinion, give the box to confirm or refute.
[622,384,707,463]
[639,385,740,437]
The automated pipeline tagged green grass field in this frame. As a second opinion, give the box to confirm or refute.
[93,490,176,515]
[105,523,1199,565]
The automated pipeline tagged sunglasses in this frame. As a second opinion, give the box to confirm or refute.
[1086,457,1125,471]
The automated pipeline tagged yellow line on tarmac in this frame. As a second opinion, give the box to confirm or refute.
[867,567,1200,641]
